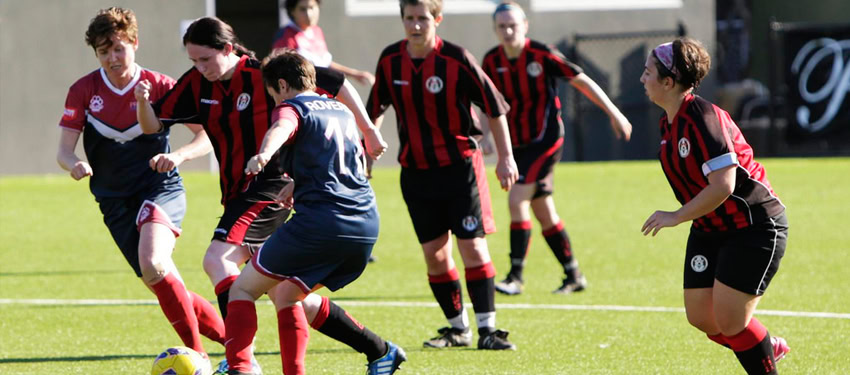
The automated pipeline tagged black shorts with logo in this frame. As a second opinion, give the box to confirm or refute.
[683,212,788,295]
[213,176,291,249]
[400,151,496,244]
[513,120,563,198]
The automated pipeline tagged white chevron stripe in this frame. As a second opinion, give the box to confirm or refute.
[88,114,143,144]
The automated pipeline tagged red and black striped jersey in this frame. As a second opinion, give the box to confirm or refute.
[367,36,509,169]
[482,39,582,147]
[658,94,785,232]
[153,55,344,203]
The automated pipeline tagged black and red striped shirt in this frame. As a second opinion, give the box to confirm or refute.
[482,39,582,147]
[154,55,344,203]
[658,94,785,232]
[367,36,509,169]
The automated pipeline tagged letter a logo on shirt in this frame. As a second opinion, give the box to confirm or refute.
[236,93,251,111]
[425,76,444,94]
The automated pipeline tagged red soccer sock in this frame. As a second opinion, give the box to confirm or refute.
[707,333,730,348]
[278,304,309,375]
[224,300,257,373]
[189,291,226,345]
[151,273,203,353]
[724,318,777,375]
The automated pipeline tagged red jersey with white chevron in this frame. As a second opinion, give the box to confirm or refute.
[59,65,180,198]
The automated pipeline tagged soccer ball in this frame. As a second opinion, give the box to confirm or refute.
[151,346,209,375]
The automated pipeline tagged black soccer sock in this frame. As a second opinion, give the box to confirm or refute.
[312,298,386,363]
[428,268,465,323]
[543,221,575,273]
[508,221,532,280]
[465,262,496,336]
[214,275,238,320]
[725,318,777,375]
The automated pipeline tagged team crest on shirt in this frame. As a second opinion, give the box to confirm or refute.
[89,95,104,113]
[526,62,543,77]
[461,215,479,232]
[425,76,444,94]
[690,255,708,272]
[678,137,691,158]
[236,93,251,111]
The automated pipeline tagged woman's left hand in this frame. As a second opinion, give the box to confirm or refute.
[641,210,682,236]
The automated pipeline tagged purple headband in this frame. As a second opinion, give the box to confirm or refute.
[652,42,679,79]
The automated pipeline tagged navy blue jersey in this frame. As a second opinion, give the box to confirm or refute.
[60,66,182,198]
[276,94,378,242]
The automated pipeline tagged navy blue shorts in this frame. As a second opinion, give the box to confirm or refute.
[252,224,374,292]
[683,213,788,295]
[213,177,290,248]
[97,183,185,277]
[400,151,496,243]
[513,121,563,198]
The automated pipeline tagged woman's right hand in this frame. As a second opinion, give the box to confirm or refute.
[134,79,152,102]
[70,161,93,180]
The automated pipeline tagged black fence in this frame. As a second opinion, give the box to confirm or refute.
[558,26,685,161]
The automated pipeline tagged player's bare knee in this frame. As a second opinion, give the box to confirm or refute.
[140,260,168,285]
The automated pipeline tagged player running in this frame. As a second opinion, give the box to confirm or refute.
[481,2,632,296]
[223,49,404,375]
[640,37,790,374]
[57,7,221,364]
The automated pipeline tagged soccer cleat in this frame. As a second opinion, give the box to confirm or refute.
[423,327,473,348]
[214,355,263,375]
[495,277,524,296]
[771,336,790,362]
[477,329,517,350]
[366,341,407,375]
[553,270,587,295]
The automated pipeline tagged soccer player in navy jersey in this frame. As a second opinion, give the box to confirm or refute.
[135,17,388,374]
[367,0,518,350]
[481,2,633,296]
[223,49,404,375]
[56,7,221,366]
[640,37,789,374]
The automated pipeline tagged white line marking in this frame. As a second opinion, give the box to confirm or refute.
[1,298,848,320]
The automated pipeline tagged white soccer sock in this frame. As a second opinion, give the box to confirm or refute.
[448,308,469,330]
[475,312,495,330]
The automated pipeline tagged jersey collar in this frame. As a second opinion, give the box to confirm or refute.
[99,63,142,96]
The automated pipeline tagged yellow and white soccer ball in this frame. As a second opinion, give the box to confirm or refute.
[151,346,210,375]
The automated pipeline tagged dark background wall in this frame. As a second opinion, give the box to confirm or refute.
[1,0,714,175]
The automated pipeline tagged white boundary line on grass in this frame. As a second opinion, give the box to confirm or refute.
[2,298,849,320]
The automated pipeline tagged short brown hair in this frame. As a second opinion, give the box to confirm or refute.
[284,0,322,20]
[262,49,316,92]
[399,0,442,18]
[655,37,711,90]
[85,7,138,50]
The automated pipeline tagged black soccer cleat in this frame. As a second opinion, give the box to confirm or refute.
[477,329,517,350]
[423,327,473,348]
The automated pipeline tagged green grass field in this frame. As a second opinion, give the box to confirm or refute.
[2,158,849,374]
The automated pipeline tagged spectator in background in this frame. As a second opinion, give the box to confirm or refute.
[273,0,376,86]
